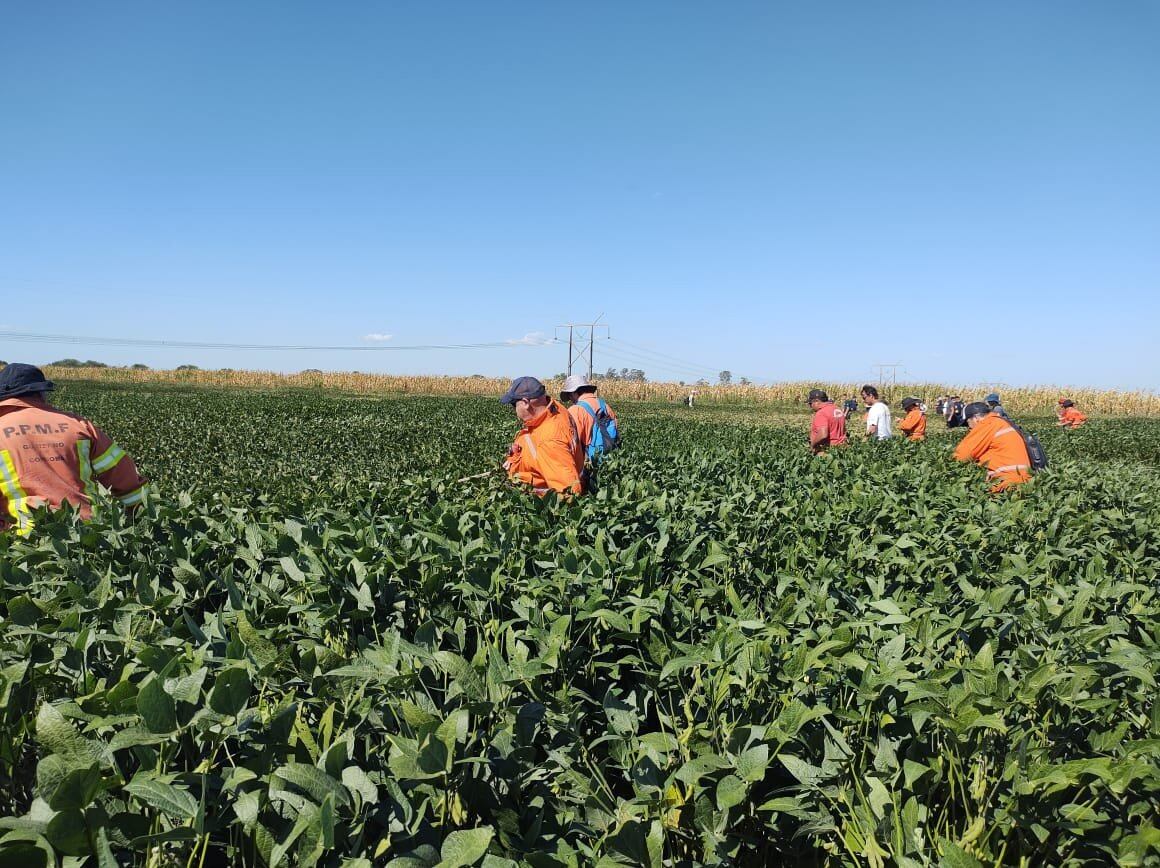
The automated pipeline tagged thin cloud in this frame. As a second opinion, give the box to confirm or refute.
[362,333,394,342]
[506,331,553,346]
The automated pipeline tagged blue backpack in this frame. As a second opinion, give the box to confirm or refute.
[579,398,620,461]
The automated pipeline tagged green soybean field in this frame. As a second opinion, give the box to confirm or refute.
[1,383,1158,867]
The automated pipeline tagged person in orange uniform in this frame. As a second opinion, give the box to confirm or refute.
[500,377,584,496]
[559,374,619,460]
[952,401,1032,492]
[0,363,149,535]
[1057,399,1087,428]
[806,389,847,454]
[898,397,927,441]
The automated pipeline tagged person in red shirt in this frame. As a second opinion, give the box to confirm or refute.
[898,397,927,441]
[806,389,847,454]
[0,364,149,535]
[1057,399,1087,428]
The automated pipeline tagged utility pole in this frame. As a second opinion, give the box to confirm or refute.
[872,362,901,394]
[555,315,609,378]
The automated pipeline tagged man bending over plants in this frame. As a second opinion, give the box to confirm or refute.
[952,401,1032,492]
[0,363,149,535]
[500,376,585,496]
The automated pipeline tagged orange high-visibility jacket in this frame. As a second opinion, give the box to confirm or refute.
[504,399,584,495]
[0,396,149,535]
[899,408,927,441]
[952,412,1031,491]
[1059,407,1087,428]
[567,393,619,457]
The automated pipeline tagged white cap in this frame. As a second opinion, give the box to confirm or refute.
[561,374,592,395]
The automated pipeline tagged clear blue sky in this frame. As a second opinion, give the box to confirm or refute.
[2,2,1157,388]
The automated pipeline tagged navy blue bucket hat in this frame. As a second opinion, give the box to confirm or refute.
[499,376,547,404]
[0,364,55,399]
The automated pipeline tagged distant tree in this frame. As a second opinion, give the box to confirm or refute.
[604,367,619,380]
[300,369,323,375]
[130,363,150,370]
[718,370,732,385]
[696,378,709,387]
[176,364,200,371]
[50,359,109,368]
[739,377,751,386]
[553,372,567,380]
[623,368,647,382]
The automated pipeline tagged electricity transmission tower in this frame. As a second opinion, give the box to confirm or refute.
[873,362,902,393]
[555,316,609,378]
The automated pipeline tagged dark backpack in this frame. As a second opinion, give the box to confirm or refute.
[1008,420,1049,472]
[579,398,620,461]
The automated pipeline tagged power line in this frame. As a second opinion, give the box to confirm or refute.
[595,343,731,382]
[0,330,558,352]
[596,339,749,382]
[608,338,725,377]
[595,344,715,379]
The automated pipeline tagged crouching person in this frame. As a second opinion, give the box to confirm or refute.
[500,377,585,496]
[0,363,150,535]
[952,401,1031,492]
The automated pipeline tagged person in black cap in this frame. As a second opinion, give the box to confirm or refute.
[806,389,847,453]
[0,364,149,535]
[952,401,1032,491]
[499,376,584,495]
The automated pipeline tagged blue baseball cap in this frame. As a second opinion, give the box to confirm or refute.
[984,392,1000,404]
[0,364,55,400]
[499,376,547,405]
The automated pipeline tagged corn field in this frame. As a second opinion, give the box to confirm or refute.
[39,366,1159,417]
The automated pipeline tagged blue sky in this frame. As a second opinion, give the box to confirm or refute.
[1,2,1157,388]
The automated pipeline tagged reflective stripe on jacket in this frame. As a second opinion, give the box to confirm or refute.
[504,399,584,495]
[952,412,1031,491]
[0,396,149,534]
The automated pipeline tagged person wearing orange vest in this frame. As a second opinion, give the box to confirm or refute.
[559,374,619,460]
[952,401,1032,492]
[1057,399,1087,428]
[898,397,927,442]
[0,363,149,535]
[500,377,584,496]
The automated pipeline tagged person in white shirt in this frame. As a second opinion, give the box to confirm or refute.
[861,385,893,439]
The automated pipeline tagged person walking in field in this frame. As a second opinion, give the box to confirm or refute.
[1057,398,1087,428]
[806,389,847,454]
[944,395,967,428]
[500,376,585,496]
[0,363,149,536]
[861,385,892,439]
[984,392,1010,420]
[952,401,1032,492]
[559,374,620,464]
[898,397,926,441]
[842,395,858,420]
